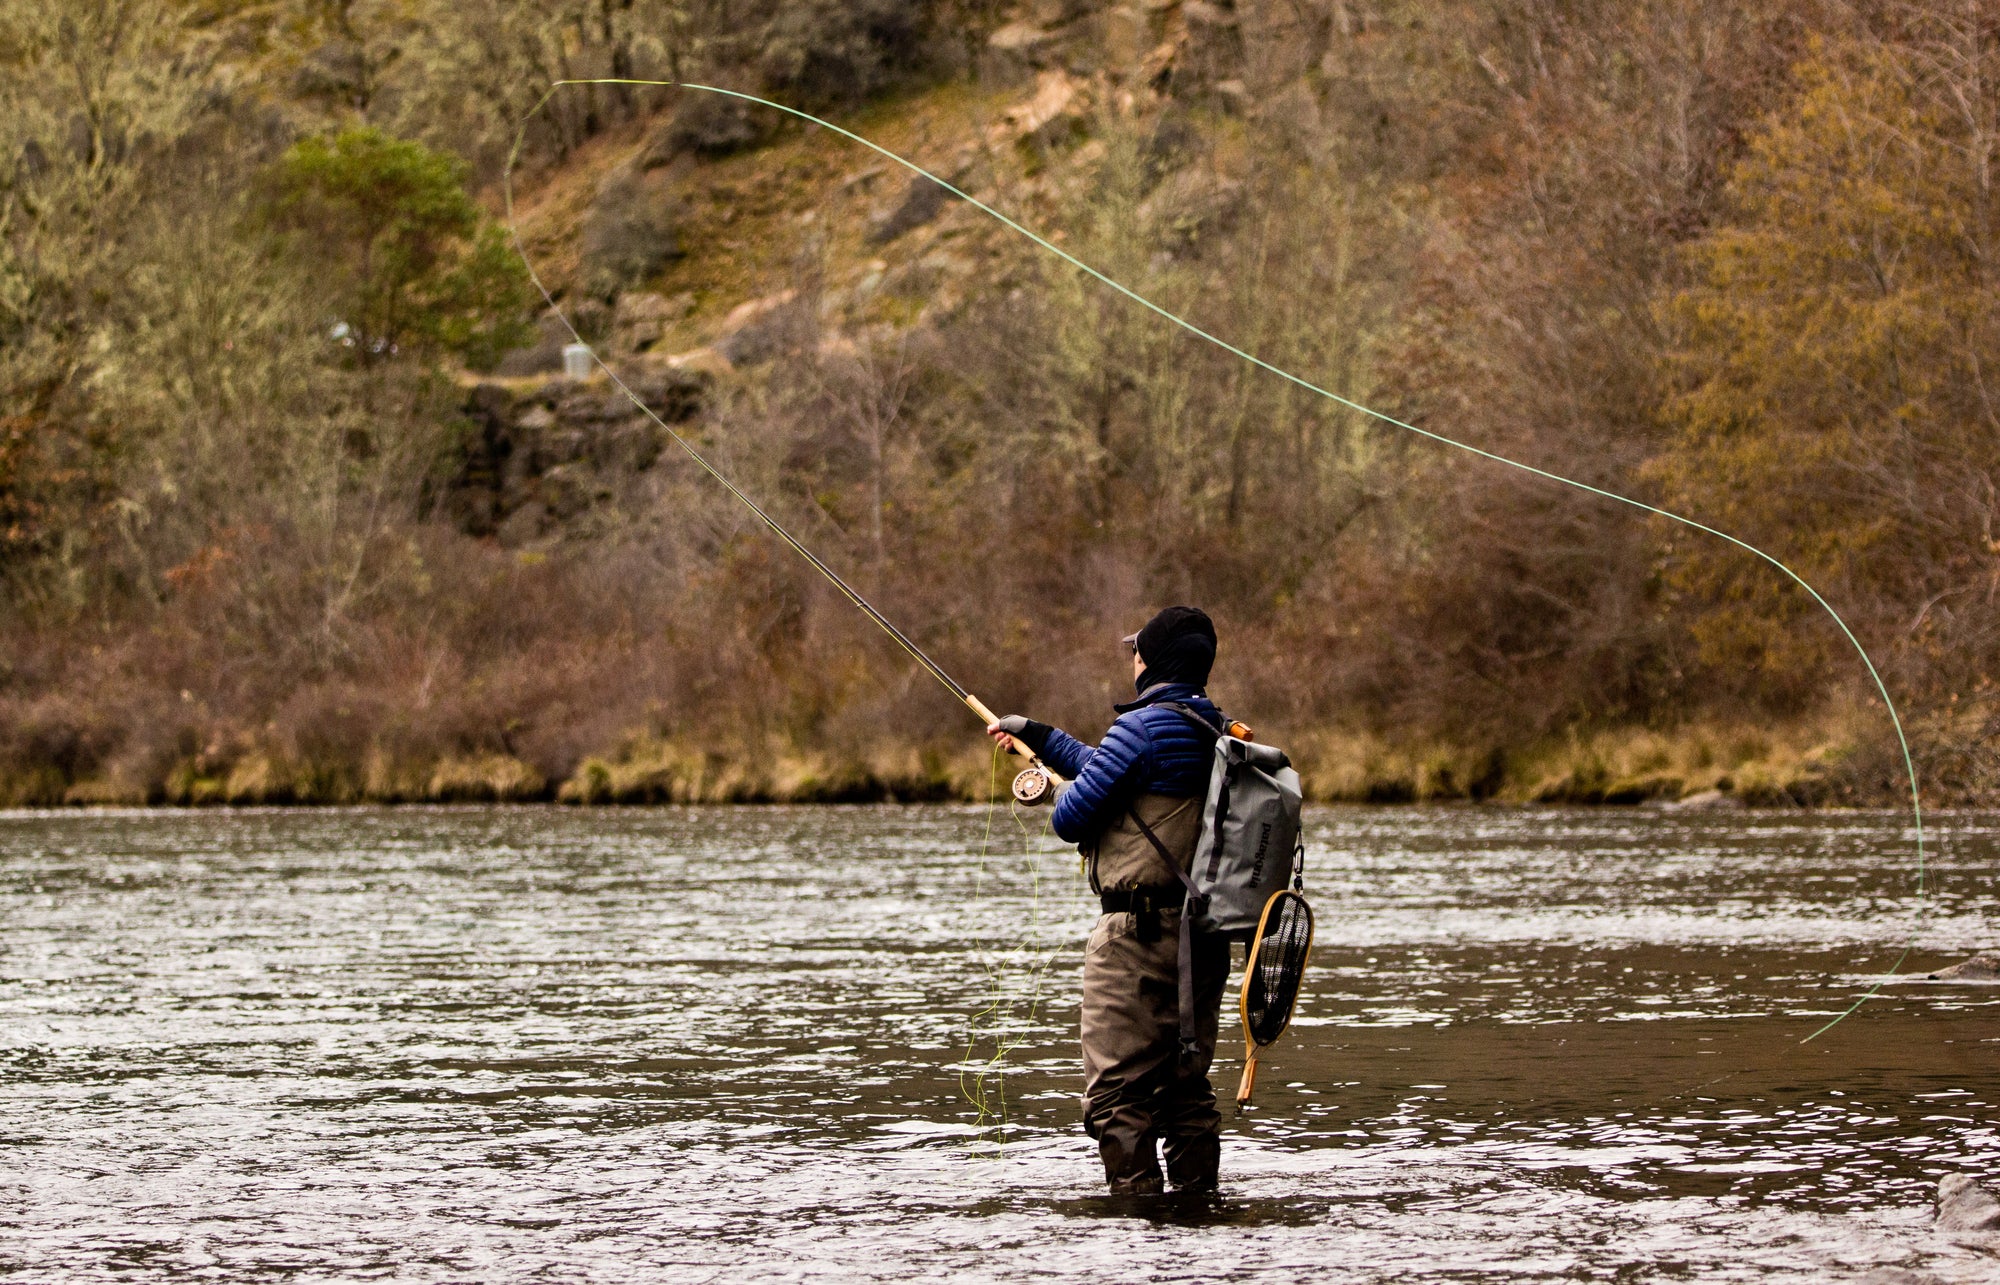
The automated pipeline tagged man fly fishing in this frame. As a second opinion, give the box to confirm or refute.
[986,606,1231,1195]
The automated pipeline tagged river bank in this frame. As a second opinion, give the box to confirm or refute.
[4,708,1931,809]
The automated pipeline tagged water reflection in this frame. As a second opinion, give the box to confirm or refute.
[1,805,1995,1282]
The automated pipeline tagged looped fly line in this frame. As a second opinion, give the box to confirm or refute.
[503,79,1927,1042]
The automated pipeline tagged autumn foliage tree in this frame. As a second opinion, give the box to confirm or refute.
[1658,28,2000,712]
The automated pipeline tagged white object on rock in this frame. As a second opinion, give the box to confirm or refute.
[562,343,593,380]
[1938,1173,2000,1232]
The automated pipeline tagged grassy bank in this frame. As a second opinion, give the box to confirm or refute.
[1291,717,1872,807]
[1,711,1904,809]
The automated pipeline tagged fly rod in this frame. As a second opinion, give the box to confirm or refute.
[502,96,1061,807]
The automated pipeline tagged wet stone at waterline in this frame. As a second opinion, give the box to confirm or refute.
[1,806,1996,1282]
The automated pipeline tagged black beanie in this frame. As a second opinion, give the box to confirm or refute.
[1129,605,1216,692]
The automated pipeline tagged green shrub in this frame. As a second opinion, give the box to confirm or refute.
[263,127,533,369]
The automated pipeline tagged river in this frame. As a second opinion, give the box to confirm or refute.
[2,805,1995,1282]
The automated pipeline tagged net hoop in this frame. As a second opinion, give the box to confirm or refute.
[1241,887,1314,1050]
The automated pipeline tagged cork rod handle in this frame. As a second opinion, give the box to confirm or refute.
[964,694,1062,778]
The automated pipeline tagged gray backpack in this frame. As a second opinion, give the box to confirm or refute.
[1181,719,1305,937]
[1128,703,1305,1059]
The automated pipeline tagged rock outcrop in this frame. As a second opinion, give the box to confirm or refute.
[450,369,708,543]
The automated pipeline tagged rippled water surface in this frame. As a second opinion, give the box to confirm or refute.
[3,805,1996,1282]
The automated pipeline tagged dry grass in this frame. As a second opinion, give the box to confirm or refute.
[6,708,1899,809]
[556,733,988,804]
[1291,705,1883,806]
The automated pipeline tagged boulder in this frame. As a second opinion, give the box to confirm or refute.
[1102,5,1148,66]
[1938,1173,2000,1231]
[988,21,1053,55]
[1030,0,1091,22]
[867,175,955,244]
[666,347,733,379]
[291,40,368,104]
[492,315,570,377]
[994,71,1086,151]
[985,20,1056,82]
[1138,166,1244,254]
[1925,954,2000,981]
[1211,77,1252,115]
[643,93,765,166]
[713,290,806,366]
[614,290,695,352]
[581,169,682,296]
[1140,33,1188,90]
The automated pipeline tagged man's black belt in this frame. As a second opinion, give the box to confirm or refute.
[1101,885,1184,942]
[1099,885,1183,915]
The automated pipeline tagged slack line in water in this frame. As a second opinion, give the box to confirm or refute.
[503,78,1924,1041]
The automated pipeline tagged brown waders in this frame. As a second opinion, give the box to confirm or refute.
[1080,793,1230,1194]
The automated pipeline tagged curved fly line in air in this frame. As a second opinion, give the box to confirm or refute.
[504,79,1926,1042]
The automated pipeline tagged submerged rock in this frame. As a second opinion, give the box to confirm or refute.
[1938,1173,2000,1231]
[1925,954,2000,981]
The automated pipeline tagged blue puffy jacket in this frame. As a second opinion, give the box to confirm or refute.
[1037,683,1222,844]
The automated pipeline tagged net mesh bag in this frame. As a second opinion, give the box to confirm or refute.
[1237,888,1314,1104]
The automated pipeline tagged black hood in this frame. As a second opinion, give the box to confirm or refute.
[1130,605,1216,693]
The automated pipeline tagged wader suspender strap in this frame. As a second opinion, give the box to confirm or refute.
[1128,701,1226,1062]
[1127,805,1207,1063]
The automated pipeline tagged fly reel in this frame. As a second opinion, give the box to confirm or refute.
[1011,765,1054,806]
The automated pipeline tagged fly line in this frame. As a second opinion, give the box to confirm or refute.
[505,79,1926,1042]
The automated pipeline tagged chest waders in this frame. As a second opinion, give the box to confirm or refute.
[1128,703,1309,1067]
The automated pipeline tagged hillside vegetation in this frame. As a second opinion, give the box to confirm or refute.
[3,0,1998,806]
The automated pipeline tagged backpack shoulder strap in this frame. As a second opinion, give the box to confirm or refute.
[1126,804,1202,899]
[1159,700,1224,739]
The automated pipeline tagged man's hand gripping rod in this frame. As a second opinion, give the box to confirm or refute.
[964,694,1064,806]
